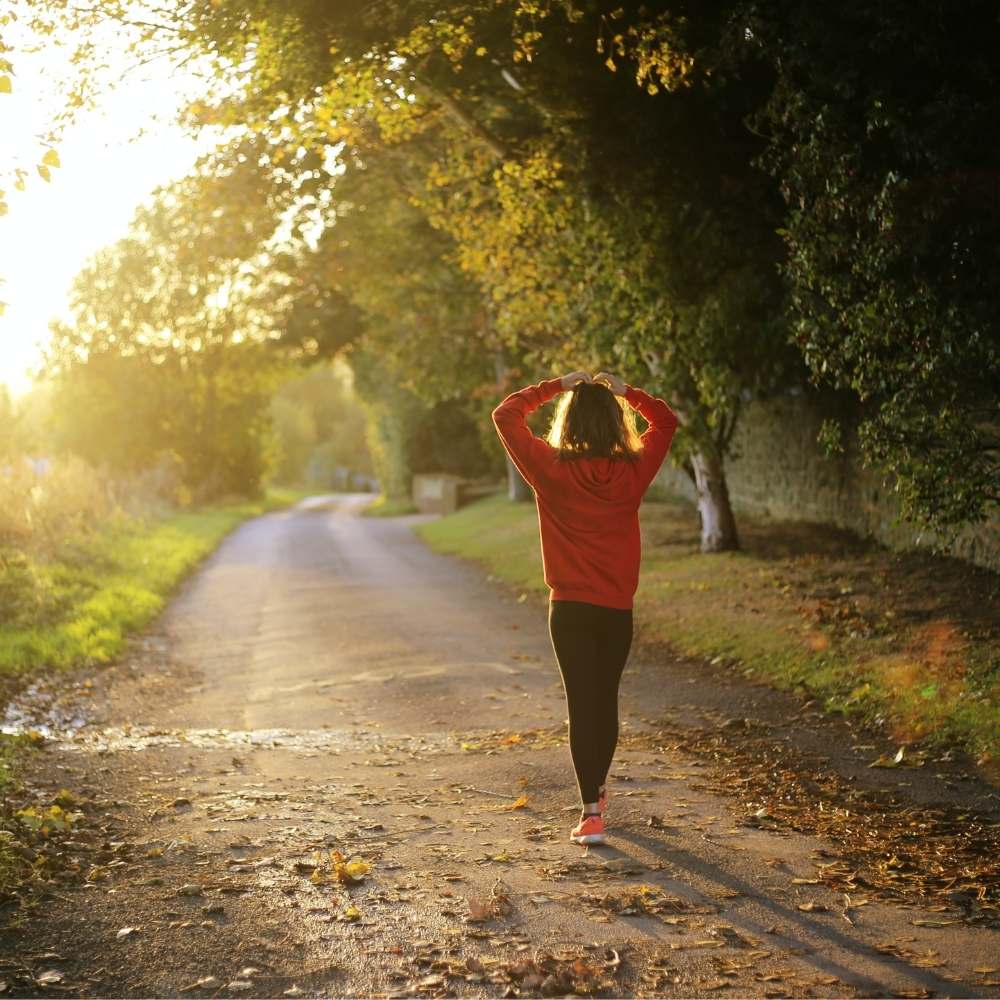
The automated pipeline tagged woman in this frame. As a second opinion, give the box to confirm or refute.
[491,369,679,845]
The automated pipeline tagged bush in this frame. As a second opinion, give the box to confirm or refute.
[0,453,182,561]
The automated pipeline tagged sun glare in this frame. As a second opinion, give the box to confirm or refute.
[0,21,216,396]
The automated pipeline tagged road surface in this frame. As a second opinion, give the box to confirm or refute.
[1,493,997,998]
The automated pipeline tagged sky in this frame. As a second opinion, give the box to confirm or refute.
[0,23,215,397]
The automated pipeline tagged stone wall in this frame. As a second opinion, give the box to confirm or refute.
[652,387,1000,573]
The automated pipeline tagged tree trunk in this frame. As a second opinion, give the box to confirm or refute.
[690,449,739,552]
[492,343,533,502]
[506,455,533,502]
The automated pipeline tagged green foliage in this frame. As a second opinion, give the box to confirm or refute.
[133,0,799,538]
[26,0,998,540]
[742,0,1000,538]
[0,490,306,682]
[350,347,428,502]
[43,150,305,500]
[269,361,373,487]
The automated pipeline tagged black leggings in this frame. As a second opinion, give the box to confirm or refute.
[547,599,634,805]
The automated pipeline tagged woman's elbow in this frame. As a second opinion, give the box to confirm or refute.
[491,405,513,429]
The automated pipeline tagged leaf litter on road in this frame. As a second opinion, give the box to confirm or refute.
[622,720,1000,924]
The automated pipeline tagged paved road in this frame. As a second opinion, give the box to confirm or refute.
[2,493,998,998]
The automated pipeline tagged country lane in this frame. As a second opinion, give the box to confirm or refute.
[1,493,997,999]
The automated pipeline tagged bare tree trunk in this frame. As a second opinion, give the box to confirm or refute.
[690,450,740,552]
[505,455,533,502]
[492,344,533,502]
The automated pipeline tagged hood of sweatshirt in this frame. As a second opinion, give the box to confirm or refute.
[561,455,637,503]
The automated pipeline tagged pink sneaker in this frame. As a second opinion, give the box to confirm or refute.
[570,813,606,845]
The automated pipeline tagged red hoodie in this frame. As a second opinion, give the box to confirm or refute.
[491,378,679,610]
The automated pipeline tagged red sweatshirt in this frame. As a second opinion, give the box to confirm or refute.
[491,378,679,610]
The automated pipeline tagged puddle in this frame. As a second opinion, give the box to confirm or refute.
[1,677,90,740]
[5,722,463,756]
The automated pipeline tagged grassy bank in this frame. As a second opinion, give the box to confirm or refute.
[0,490,307,898]
[415,494,1000,761]
[0,489,308,687]
[360,494,419,517]
[0,489,309,895]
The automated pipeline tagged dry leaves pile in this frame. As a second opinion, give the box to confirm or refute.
[625,722,1000,923]
[0,786,136,908]
[498,947,622,997]
[457,726,565,753]
[386,945,623,998]
[577,883,708,922]
[466,877,514,922]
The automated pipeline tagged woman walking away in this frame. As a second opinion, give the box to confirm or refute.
[491,370,679,845]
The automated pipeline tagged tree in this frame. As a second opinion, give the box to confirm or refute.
[269,361,373,487]
[44,146,302,498]
[740,0,1000,539]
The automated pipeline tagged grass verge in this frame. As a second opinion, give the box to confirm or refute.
[360,494,419,517]
[0,489,308,798]
[415,493,1000,762]
[0,489,309,687]
[0,488,310,898]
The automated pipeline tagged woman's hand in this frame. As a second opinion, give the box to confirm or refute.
[593,371,626,396]
[560,370,592,390]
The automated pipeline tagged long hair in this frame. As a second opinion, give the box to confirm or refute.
[545,382,643,462]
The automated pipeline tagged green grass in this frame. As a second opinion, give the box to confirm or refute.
[0,488,310,892]
[360,494,419,517]
[415,493,1000,761]
[0,488,309,684]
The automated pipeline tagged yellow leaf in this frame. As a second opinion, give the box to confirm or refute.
[475,46,487,56]
[0,76,11,94]
[42,148,60,168]
[342,904,360,921]
[506,794,529,810]
[37,164,51,182]
[343,858,371,880]
[605,56,616,72]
